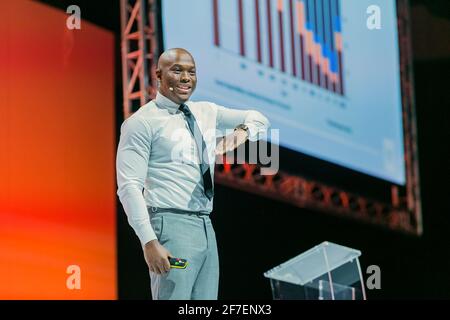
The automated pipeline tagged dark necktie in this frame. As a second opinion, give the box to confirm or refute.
[179,103,214,200]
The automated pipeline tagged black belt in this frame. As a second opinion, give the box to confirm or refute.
[148,206,210,216]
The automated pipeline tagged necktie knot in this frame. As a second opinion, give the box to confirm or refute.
[179,103,191,116]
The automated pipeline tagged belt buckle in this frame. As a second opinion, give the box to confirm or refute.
[151,207,157,213]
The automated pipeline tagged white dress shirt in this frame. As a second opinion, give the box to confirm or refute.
[116,92,270,246]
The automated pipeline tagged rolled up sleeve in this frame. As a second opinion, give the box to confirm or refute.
[214,103,271,141]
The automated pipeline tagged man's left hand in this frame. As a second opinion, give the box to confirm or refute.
[215,128,249,155]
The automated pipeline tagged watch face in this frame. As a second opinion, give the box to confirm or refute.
[236,124,248,131]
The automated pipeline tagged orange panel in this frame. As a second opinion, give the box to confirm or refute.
[0,1,116,299]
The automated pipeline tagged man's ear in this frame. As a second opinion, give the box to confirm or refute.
[155,69,161,81]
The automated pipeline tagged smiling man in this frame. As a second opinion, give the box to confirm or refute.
[116,48,270,300]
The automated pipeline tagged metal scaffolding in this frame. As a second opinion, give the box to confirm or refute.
[120,0,158,119]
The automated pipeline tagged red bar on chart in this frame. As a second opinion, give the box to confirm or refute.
[238,0,245,56]
[320,0,328,89]
[338,51,344,94]
[277,0,285,72]
[289,0,297,77]
[266,0,274,67]
[255,0,262,63]
[335,31,344,94]
[313,40,320,86]
[296,1,306,81]
[299,35,306,80]
[213,0,219,46]
[306,31,314,83]
[313,2,323,88]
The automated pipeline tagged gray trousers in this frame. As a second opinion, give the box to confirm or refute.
[149,210,219,300]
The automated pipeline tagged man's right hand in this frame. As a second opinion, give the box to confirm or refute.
[143,239,173,275]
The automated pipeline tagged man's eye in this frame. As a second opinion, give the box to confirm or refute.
[190,71,196,75]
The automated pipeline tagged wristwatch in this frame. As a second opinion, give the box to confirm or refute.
[234,123,249,134]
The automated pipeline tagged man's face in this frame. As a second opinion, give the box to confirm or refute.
[157,51,197,105]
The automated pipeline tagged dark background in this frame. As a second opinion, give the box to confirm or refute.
[41,0,450,299]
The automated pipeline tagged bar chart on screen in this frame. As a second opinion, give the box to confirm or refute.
[162,0,406,185]
[212,0,345,96]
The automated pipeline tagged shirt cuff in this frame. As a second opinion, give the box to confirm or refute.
[245,123,259,141]
[136,224,157,246]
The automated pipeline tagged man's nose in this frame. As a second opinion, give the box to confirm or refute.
[180,71,190,82]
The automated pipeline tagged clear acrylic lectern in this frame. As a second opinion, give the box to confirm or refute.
[264,241,366,300]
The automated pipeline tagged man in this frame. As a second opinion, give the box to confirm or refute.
[116,48,270,300]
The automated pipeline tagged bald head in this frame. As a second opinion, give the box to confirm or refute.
[157,48,194,69]
[156,48,197,104]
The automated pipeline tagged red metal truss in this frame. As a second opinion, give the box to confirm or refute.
[397,0,422,234]
[120,0,422,235]
[120,0,158,119]
[214,160,416,234]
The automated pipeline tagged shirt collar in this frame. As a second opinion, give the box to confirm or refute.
[155,91,181,114]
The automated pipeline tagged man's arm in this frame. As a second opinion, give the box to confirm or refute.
[116,115,156,245]
[214,103,271,154]
[116,116,172,274]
